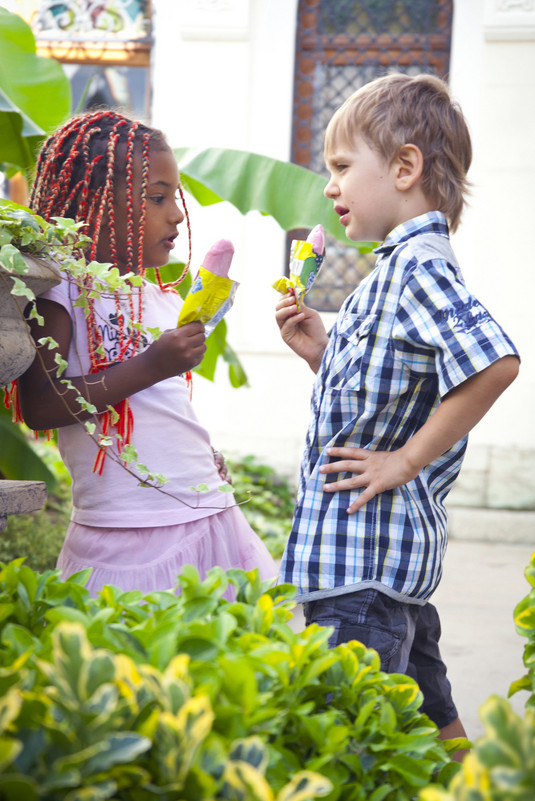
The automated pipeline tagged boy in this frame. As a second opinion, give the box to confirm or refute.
[275,74,519,751]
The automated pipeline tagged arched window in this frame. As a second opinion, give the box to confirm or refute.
[291,0,453,312]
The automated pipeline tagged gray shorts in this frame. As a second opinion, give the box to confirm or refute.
[303,588,458,729]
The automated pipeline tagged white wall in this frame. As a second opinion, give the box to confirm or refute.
[152,0,312,481]
[446,0,535,508]
[152,0,535,505]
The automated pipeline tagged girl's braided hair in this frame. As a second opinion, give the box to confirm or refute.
[29,109,191,285]
[28,109,192,473]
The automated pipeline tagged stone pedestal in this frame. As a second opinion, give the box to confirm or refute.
[0,480,48,533]
[0,253,61,523]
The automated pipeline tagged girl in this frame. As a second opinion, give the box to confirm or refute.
[18,110,277,596]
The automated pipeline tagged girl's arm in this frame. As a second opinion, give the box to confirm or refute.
[320,355,520,513]
[275,294,329,373]
[18,298,207,430]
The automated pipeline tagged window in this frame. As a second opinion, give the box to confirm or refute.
[28,0,152,119]
[291,0,453,311]
[4,0,152,202]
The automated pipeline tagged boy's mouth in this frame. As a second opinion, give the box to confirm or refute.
[334,204,350,225]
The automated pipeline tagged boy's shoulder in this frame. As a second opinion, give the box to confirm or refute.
[383,230,462,288]
[402,231,455,264]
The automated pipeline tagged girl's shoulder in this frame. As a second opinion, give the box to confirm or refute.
[37,270,80,314]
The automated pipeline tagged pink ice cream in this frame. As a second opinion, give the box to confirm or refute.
[307,224,325,256]
[202,239,234,277]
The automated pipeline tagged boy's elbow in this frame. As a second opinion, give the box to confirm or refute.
[496,354,520,391]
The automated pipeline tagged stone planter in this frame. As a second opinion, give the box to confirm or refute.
[0,253,60,386]
[0,253,61,528]
[0,480,48,534]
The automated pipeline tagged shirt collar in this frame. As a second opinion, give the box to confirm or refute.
[374,211,450,256]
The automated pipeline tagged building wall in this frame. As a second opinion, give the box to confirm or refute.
[152,0,535,508]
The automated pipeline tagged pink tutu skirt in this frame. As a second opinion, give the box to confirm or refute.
[56,506,278,598]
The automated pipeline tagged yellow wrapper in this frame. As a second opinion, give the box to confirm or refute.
[177,266,238,335]
[273,237,324,309]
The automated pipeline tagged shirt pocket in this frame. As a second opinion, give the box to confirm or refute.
[324,312,377,392]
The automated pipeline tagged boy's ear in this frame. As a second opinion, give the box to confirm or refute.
[393,144,423,191]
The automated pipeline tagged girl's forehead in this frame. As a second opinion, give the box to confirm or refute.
[147,147,179,183]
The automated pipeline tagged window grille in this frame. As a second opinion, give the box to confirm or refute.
[291,0,453,312]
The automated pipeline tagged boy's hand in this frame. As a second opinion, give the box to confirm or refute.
[318,357,519,514]
[319,446,420,514]
[275,293,329,373]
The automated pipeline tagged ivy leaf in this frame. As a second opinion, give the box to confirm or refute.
[6,275,34,300]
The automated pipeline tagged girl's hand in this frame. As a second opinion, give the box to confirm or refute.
[146,322,207,379]
[319,446,420,514]
[213,448,232,484]
[275,293,329,373]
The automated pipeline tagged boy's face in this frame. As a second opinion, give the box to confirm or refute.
[324,135,400,243]
[97,146,185,273]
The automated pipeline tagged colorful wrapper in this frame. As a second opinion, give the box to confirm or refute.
[177,267,239,337]
[272,223,325,308]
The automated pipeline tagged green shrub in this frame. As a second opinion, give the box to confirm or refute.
[0,560,456,800]
[509,554,535,706]
[420,552,535,801]
[420,697,535,801]
[227,455,295,558]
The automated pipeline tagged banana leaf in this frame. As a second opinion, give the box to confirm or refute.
[0,403,56,488]
[0,8,71,173]
[175,146,375,251]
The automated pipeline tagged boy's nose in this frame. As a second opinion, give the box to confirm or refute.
[324,178,339,199]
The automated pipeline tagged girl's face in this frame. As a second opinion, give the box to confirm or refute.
[97,145,185,273]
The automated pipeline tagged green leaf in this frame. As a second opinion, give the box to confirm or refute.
[0,8,71,172]
[85,733,152,773]
[0,404,56,489]
[0,244,30,274]
[0,775,37,801]
[175,146,372,250]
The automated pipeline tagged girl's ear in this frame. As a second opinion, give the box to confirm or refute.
[394,144,423,191]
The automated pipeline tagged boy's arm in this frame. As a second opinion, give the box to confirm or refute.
[275,294,329,373]
[320,355,520,514]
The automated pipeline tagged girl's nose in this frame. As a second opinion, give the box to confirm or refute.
[173,201,185,224]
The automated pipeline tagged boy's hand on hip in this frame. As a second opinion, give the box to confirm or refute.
[319,446,420,514]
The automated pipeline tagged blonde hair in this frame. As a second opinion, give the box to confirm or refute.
[324,73,472,232]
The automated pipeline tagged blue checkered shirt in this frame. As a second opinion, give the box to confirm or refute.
[280,212,518,604]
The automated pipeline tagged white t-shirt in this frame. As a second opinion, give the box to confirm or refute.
[41,274,233,527]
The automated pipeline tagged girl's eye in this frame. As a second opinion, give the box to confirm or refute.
[150,195,164,204]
